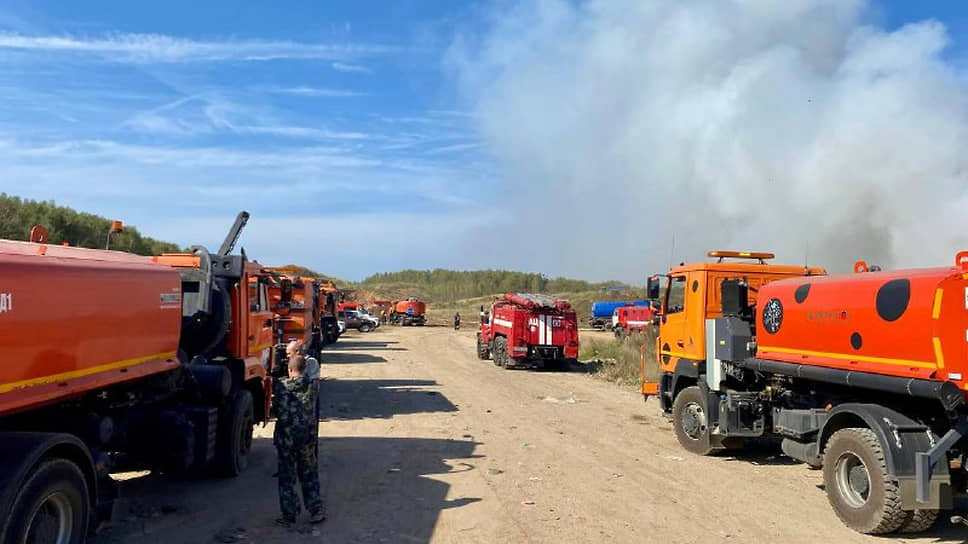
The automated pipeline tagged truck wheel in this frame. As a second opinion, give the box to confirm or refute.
[360,323,372,333]
[672,386,713,455]
[822,428,906,534]
[214,390,255,477]
[494,337,508,368]
[897,510,939,533]
[476,334,490,360]
[4,459,89,544]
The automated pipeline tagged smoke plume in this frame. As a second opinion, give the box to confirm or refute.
[448,0,968,281]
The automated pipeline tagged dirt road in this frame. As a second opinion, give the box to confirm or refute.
[95,327,964,543]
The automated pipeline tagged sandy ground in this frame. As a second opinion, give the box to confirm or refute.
[94,327,966,543]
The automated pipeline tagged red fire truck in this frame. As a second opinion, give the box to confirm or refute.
[612,305,656,339]
[476,293,579,370]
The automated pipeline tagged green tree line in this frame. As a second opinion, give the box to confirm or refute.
[360,268,626,303]
[0,194,181,255]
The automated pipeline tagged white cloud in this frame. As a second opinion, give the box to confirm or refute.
[269,86,368,97]
[0,32,395,63]
[135,211,498,280]
[120,94,371,140]
[331,61,372,73]
[425,142,479,154]
[0,134,489,278]
[449,0,968,281]
[238,125,369,140]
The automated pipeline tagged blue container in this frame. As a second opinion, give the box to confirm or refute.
[590,300,653,318]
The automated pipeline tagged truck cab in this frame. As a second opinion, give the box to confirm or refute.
[644,251,825,410]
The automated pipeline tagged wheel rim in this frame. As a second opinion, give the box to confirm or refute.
[680,402,706,441]
[24,491,73,544]
[834,450,871,508]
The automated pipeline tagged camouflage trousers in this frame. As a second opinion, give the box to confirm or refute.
[277,443,323,519]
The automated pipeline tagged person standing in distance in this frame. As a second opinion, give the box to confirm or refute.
[273,354,325,526]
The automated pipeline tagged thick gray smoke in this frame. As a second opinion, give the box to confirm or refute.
[448,0,968,281]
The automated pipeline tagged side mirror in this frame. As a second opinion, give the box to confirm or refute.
[647,275,661,301]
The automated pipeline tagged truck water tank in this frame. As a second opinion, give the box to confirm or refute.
[395,299,426,316]
[0,241,183,416]
[591,300,649,318]
[755,264,967,391]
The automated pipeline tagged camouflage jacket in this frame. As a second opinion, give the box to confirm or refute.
[272,375,317,448]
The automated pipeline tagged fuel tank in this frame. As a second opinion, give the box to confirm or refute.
[755,260,968,392]
[0,240,182,415]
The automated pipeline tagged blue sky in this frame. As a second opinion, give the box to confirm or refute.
[0,1,966,280]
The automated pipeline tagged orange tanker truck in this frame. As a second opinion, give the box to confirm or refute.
[0,212,275,543]
[388,298,427,326]
[644,250,968,534]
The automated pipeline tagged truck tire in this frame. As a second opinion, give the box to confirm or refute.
[493,337,508,368]
[672,386,713,455]
[822,428,906,534]
[897,510,939,533]
[476,334,490,360]
[3,458,89,544]
[214,390,255,477]
[359,323,372,333]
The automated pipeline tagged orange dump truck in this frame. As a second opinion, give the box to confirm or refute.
[261,270,322,359]
[0,212,273,543]
[644,251,968,534]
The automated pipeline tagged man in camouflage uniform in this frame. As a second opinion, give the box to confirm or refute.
[273,354,325,526]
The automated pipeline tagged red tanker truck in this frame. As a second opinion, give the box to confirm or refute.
[644,250,968,534]
[0,212,274,543]
[477,293,579,369]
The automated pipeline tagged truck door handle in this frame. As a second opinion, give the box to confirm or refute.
[676,340,684,348]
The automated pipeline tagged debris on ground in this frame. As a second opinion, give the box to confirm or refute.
[541,396,577,404]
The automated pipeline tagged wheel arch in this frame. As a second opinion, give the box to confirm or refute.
[819,404,936,478]
[669,358,701,400]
